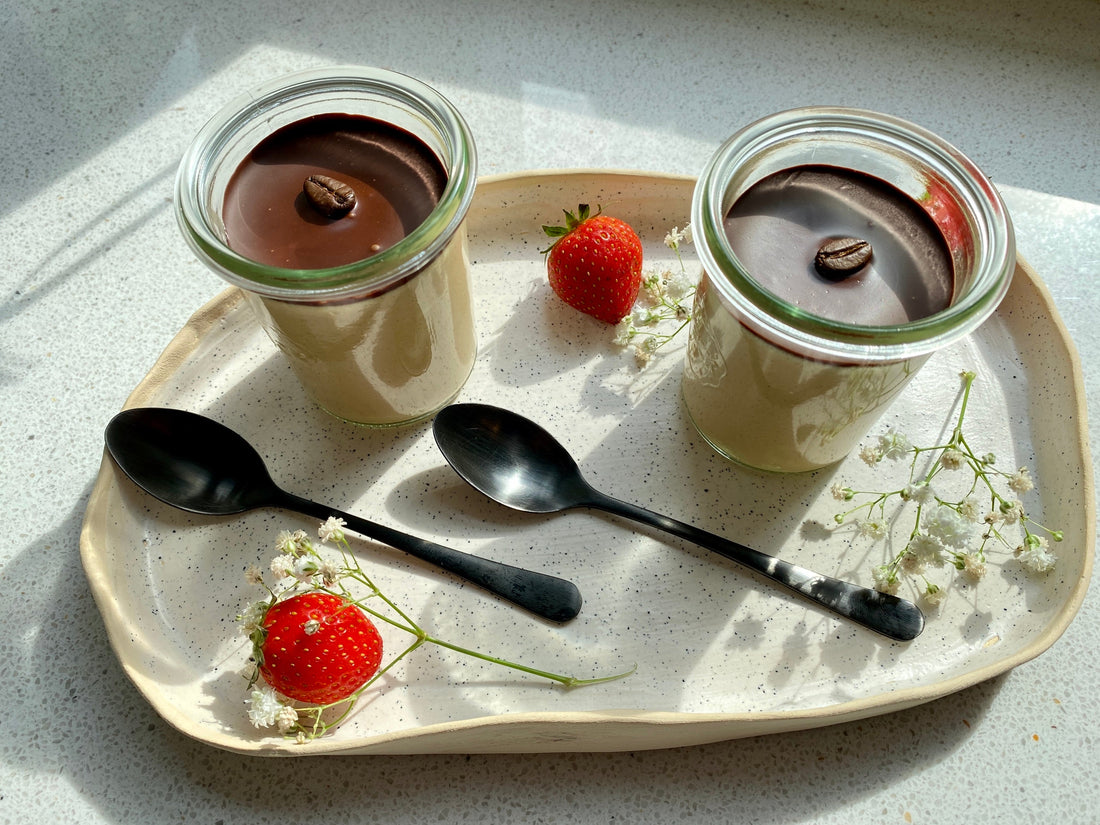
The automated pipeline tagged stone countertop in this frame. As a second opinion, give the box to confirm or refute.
[1,1,1097,823]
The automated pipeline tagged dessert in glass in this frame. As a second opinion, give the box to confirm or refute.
[683,107,1015,472]
[176,66,478,426]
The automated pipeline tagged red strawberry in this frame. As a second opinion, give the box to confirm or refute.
[542,204,643,323]
[259,592,383,705]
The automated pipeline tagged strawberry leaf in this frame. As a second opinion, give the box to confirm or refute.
[540,203,600,254]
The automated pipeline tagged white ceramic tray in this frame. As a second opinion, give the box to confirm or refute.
[81,171,1094,755]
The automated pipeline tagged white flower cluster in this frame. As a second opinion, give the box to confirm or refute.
[614,224,698,366]
[247,686,300,734]
[238,516,350,744]
[832,372,1062,608]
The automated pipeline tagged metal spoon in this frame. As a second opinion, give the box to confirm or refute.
[104,407,582,622]
[432,403,924,641]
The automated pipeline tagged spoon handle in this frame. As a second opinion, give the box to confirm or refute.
[277,491,582,623]
[585,491,924,641]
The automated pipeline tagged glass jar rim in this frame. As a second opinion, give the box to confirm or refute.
[175,66,477,300]
[691,106,1015,363]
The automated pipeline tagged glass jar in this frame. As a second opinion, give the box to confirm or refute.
[176,66,478,426]
[683,107,1015,472]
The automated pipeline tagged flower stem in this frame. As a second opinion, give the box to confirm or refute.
[422,634,636,687]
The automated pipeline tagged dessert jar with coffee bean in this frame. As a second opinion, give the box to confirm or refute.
[683,107,1015,472]
[176,67,478,426]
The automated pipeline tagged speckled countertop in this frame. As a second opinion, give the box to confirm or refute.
[2,1,1098,823]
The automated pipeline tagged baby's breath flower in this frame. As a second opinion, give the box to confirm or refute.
[633,345,655,367]
[292,555,318,584]
[303,618,322,635]
[921,582,946,607]
[900,550,926,574]
[901,481,935,504]
[959,494,982,523]
[270,554,296,580]
[319,559,341,587]
[244,565,265,586]
[275,530,299,555]
[247,686,283,728]
[939,447,965,470]
[237,601,269,635]
[860,445,882,466]
[1009,467,1034,494]
[275,704,299,734]
[877,430,911,460]
[664,226,689,249]
[961,553,987,580]
[856,518,886,540]
[871,564,899,595]
[831,483,853,501]
[318,516,347,543]
[279,530,309,555]
[922,504,973,549]
[981,452,996,465]
[1000,500,1024,524]
[613,318,633,345]
[664,269,695,303]
[1017,535,1056,573]
[908,532,947,567]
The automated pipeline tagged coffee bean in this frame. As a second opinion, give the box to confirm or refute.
[303,174,357,218]
[814,237,872,279]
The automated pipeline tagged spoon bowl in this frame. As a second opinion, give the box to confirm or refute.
[433,408,588,514]
[433,403,925,641]
[105,407,277,514]
[104,407,583,622]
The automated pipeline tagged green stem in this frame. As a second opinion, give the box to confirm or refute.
[952,371,977,441]
[330,537,634,687]
[421,634,636,687]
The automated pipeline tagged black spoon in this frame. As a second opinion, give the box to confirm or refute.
[104,407,582,622]
[432,403,924,641]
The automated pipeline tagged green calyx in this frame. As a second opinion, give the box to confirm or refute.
[540,203,602,254]
[246,626,267,689]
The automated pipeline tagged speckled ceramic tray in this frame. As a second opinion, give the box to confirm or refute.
[80,171,1093,755]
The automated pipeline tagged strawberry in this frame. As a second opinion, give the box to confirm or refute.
[259,592,383,705]
[542,204,643,323]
